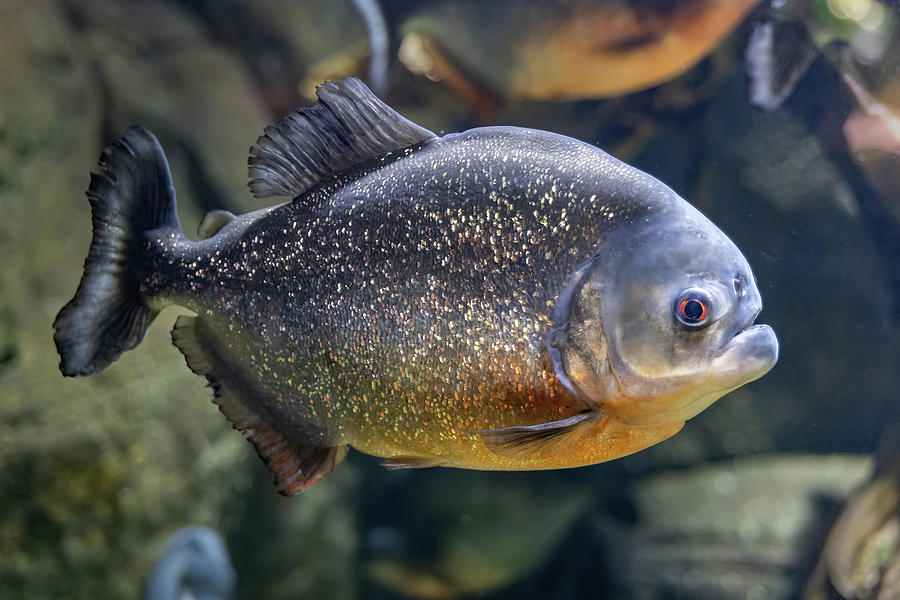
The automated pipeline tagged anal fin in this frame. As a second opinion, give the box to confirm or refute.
[171,315,347,495]
[478,412,595,458]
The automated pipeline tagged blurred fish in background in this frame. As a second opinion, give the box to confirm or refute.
[304,0,764,116]
[746,0,896,110]
[746,0,900,320]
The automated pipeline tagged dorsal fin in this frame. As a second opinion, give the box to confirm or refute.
[248,77,436,199]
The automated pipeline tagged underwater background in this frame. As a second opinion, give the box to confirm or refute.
[1,0,899,598]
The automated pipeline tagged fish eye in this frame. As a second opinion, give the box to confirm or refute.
[674,288,713,328]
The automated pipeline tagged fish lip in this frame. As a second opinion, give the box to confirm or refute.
[713,323,779,371]
[715,308,762,357]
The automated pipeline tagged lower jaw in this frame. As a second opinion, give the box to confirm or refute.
[602,367,774,427]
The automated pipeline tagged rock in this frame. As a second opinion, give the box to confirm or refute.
[174,0,368,113]
[0,1,358,598]
[624,454,872,599]
[804,428,900,600]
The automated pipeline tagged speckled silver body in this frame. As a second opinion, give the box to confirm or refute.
[145,126,681,463]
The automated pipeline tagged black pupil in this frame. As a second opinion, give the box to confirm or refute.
[683,299,704,321]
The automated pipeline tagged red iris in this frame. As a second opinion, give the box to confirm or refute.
[678,298,708,323]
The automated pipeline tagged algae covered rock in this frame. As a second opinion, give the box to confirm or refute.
[625,454,872,599]
[0,0,358,597]
[63,0,272,219]
[225,461,361,600]
[0,0,101,377]
[804,428,900,600]
[0,1,244,595]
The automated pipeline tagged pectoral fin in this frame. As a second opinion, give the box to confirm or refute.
[479,412,595,458]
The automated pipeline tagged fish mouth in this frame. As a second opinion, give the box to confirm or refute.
[711,309,778,384]
[740,308,762,333]
[715,308,762,357]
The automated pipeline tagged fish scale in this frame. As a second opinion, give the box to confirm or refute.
[156,129,658,456]
[55,78,777,495]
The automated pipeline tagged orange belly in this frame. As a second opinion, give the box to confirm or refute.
[512,0,763,100]
[348,408,684,470]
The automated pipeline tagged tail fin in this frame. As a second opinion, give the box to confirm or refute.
[54,126,180,376]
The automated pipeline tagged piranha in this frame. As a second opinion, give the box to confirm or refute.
[306,0,763,112]
[54,78,778,495]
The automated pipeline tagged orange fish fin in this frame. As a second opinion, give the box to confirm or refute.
[171,315,347,495]
[478,412,595,458]
[381,456,448,470]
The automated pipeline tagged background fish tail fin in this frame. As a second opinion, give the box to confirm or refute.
[54,126,181,376]
[745,18,818,111]
[351,0,390,95]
